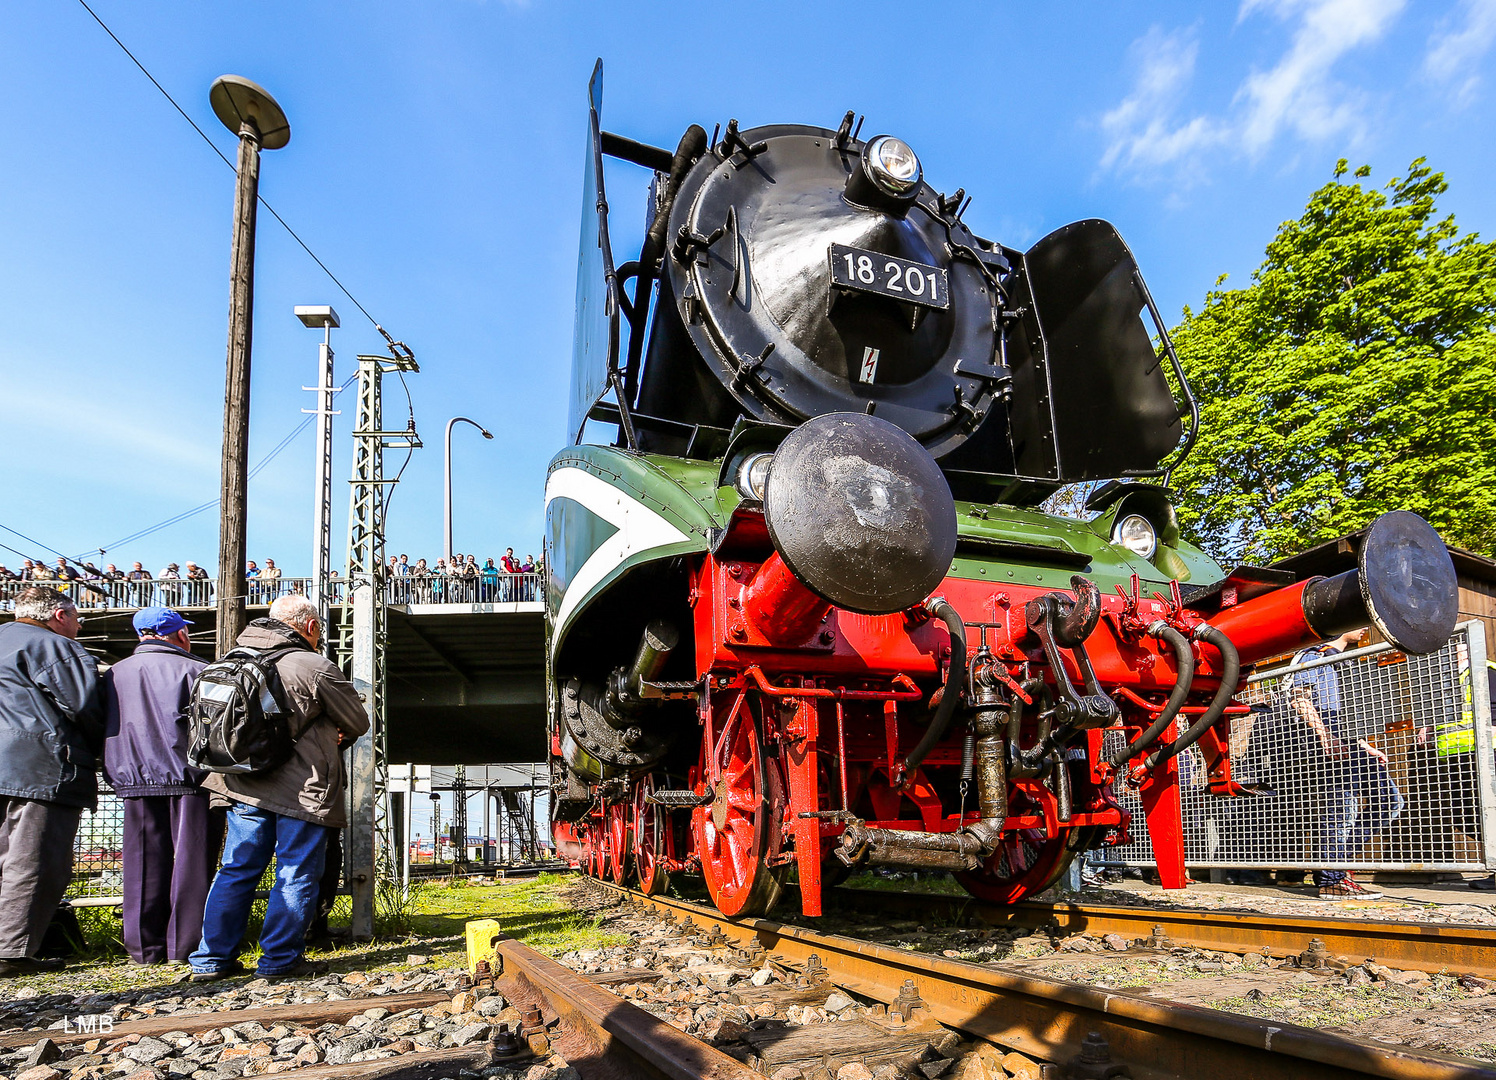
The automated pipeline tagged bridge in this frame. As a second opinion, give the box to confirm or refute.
[0,575,548,765]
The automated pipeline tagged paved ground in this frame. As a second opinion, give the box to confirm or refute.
[1082,873,1496,924]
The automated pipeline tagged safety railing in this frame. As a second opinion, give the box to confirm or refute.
[0,576,316,611]
[1103,621,1494,872]
[382,572,543,605]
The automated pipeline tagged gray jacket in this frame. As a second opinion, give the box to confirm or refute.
[202,619,368,826]
[0,620,105,808]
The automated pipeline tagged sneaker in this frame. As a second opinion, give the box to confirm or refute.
[189,959,246,983]
[258,958,329,981]
[0,956,66,976]
[1317,878,1383,901]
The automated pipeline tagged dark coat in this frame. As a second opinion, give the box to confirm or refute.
[102,639,208,797]
[0,621,105,808]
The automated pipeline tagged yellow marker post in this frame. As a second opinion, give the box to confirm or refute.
[465,918,502,978]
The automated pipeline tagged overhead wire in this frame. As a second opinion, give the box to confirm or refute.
[66,4,422,557]
[72,371,360,559]
[74,0,387,333]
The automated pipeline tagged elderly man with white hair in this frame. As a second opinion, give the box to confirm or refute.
[189,595,367,981]
[0,586,104,974]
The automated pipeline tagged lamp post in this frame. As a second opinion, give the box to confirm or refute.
[444,417,493,564]
[296,305,340,655]
[210,75,290,658]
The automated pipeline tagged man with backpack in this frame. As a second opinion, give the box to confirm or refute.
[102,606,212,965]
[188,594,367,981]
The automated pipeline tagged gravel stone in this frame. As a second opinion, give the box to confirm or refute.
[822,992,856,1014]
[323,1032,379,1065]
[123,1038,175,1064]
[451,1022,492,1045]
[15,1067,63,1080]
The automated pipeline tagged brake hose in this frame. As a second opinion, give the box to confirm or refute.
[1105,622,1195,765]
[1149,623,1240,767]
[896,598,967,784]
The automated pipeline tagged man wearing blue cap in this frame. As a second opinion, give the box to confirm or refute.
[102,606,212,965]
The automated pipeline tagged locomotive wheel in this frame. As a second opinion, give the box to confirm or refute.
[955,819,1104,904]
[633,776,671,896]
[693,695,788,917]
[590,824,607,879]
[607,800,630,885]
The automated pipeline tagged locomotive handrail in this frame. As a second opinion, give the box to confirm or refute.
[1110,685,1251,720]
[740,665,923,701]
[1131,269,1200,481]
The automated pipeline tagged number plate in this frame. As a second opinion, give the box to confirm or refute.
[829,244,950,310]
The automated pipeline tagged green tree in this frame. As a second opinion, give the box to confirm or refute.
[1170,159,1496,565]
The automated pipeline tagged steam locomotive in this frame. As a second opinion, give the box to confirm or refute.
[543,62,1459,917]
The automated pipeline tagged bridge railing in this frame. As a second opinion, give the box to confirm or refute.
[381,572,543,605]
[0,576,316,611]
[0,571,544,611]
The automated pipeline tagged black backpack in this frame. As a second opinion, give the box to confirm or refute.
[187,645,302,774]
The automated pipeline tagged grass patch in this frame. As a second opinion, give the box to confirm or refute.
[838,871,968,896]
[1216,979,1471,1029]
[406,874,627,956]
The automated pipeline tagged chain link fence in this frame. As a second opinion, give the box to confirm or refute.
[70,784,125,899]
[1105,621,1494,872]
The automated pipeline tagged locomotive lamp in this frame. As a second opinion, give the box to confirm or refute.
[866,136,921,193]
[735,453,772,502]
[1112,514,1158,560]
[845,134,923,212]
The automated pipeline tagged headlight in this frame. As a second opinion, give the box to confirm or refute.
[864,136,921,196]
[1113,514,1157,560]
[736,453,772,501]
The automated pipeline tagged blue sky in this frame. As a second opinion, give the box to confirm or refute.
[3,0,1493,577]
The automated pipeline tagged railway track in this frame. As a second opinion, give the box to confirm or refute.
[821,887,1496,980]
[588,879,1496,1080]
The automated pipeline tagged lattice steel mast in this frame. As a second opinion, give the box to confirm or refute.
[339,346,419,939]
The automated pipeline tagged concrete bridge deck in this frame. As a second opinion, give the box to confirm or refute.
[0,592,547,765]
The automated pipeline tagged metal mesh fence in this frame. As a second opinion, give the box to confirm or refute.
[1104,622,1494,872]
[71,783,125,898]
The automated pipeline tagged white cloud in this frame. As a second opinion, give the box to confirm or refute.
[1424,0,1496,105]
[1100,0,1405,179]
[1100,26,1229,173]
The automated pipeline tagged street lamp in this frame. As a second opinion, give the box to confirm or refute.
[444,417,493,564]
[210,74,290,658]
[296,305,339,654]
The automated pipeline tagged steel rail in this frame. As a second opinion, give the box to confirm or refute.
[825,888,1496,980]
[491,933,759,1080]
[596,883,1496,1080]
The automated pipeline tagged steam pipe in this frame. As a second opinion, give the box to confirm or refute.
[742,552,833,644]
[894,598,967,784]
[1104,622,1195,765]
[623,125,708,402]
[605,620,678,724]
[1149,623,1240,766]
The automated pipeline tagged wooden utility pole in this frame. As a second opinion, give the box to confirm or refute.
[208,76,289,657]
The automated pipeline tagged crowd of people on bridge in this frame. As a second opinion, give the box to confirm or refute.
[0,548,545,609]
[383,549,544,603]
[0,586,363,977]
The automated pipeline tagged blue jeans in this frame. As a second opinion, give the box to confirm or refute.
[1313,756,1405,887]
[190,802,330,976]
